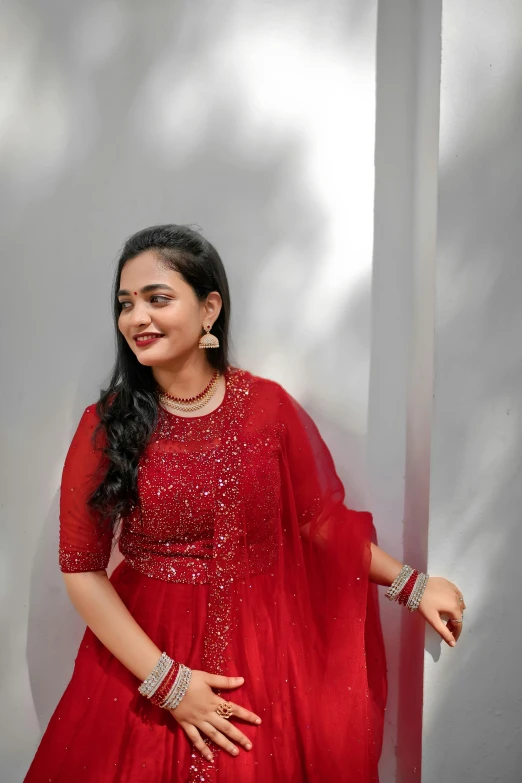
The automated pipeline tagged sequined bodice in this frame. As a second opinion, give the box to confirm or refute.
[117,366,283,583]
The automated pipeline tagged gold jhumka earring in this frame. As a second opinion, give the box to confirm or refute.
[198,323,219,349]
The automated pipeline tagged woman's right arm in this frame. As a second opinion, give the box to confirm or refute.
[58,405,260,762]
[62,570,259,762]
[62,569,164,682]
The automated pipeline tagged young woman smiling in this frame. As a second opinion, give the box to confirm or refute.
[24,224,465,783]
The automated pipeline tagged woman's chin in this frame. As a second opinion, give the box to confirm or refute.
[135,351,183,368]
[137,354,167,367]
[133,347,164,365]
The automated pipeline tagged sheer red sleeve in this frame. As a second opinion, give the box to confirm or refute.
[278,386,352,537]
[59,405,114,573]
[280,387,373,552]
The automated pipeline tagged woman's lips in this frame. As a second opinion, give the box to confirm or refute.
[134,335,164,346]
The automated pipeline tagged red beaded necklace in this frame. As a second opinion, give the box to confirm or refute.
[157,368,219,403]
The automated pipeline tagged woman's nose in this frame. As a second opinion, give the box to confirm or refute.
[128,301,151,326]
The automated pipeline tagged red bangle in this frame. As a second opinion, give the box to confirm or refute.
[397,570,419,606]
[149,661,181,707]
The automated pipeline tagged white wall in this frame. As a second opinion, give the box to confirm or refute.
[423,2,522,781]
[1,2,400,780]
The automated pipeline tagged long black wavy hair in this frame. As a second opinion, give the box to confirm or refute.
[87,224,232,535]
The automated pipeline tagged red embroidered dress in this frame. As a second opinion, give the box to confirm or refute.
[23,365,387,783]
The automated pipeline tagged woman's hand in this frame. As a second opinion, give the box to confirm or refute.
[417,576,466,647]
[169,671,262,763]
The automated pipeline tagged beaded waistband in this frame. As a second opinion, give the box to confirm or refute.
[122,547,277,584]
[123,554,213,584]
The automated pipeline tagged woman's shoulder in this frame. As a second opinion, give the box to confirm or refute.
[228,364,283,389]
[76,394,116,441]
[82,391,118,421]
[70,402,108,449]
[228,365,291,406]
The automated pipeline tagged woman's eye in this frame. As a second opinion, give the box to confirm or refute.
[118,296,170,310]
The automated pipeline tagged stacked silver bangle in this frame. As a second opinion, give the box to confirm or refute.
[138,651,171,697]
[385,564,429,612]
[138,651,192,710]
[385,564,413,600]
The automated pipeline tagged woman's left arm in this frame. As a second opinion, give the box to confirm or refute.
[369,542,466,647]
[276,385,466,649]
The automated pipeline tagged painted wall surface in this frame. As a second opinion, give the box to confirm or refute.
[0,2,400,780]
[423,2,522,781]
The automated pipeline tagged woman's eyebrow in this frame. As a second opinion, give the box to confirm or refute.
[117,284,175,296]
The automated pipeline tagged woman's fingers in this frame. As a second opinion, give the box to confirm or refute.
[214,699,262,726]
[237,705,262,724]
[437,582,466,642]
[432,596,466,644]
[451,582,467,610]
[205,673,245,690]
[446,599,465,642]
[197,720,241,757]
[181,722,214,763]
[204,673,262,724]
[453,585,466,605]
[210,713,253,750]
[173,671,262,760]
[447,617,463,642]
[169,671,263,762]
[418,577,466,647]
[426,609,457,646]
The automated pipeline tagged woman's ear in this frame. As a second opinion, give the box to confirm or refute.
[204,291,222,323]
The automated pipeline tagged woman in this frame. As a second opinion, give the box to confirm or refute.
[23,224,465,783]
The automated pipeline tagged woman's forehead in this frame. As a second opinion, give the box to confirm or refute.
[119,252,185,289]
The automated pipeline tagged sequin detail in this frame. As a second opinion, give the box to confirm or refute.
[116,367,281,587]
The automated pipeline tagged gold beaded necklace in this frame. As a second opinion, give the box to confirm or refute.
[157,369,221,412]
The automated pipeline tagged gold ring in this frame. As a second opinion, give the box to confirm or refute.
[215,701,234,719]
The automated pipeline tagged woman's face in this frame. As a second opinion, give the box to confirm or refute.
[117,250,221,368]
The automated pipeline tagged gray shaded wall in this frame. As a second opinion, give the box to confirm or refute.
[423,2,522,781]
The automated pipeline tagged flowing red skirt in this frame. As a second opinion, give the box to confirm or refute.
[23,559,385,782]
